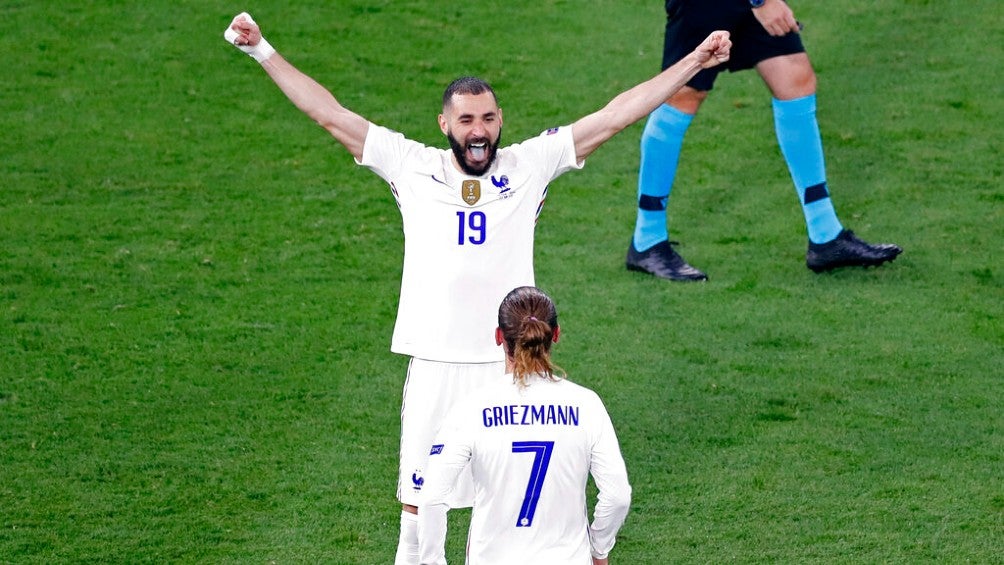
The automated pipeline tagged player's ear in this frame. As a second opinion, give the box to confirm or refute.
[495,327,504,346]
[438,113,449,135]
[552,325,560,343]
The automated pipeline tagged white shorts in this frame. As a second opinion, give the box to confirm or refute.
[397,357,506,508]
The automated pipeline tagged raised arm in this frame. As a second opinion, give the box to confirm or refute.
[224,13,369,160]
[570,31,731,162]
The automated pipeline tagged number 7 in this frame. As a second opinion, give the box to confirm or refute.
[511,441,554,527]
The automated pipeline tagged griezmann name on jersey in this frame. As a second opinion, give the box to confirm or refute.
[482,404,580,427]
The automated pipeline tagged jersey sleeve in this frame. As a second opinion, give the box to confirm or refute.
[417,408,476,565]
[520,126,584,183]
[356,123,429,184]
[586,394,632,559]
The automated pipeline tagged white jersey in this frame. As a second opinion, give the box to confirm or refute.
[418,374,631,565]
[358,125,583,363]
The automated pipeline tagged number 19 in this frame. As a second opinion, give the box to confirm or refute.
[457,211,486,245]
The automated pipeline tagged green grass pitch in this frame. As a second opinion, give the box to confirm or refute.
[1,1,1001,562]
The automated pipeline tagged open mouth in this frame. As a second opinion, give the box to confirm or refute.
[468,142,488,162]
[448,130,499,177]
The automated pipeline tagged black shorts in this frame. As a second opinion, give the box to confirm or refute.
[661,0,805,91]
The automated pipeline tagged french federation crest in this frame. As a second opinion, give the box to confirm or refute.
[462,180,481,205]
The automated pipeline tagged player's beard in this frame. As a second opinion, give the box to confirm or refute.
[448,130,502,177]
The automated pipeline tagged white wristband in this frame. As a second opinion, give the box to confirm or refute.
[223,14,276,63]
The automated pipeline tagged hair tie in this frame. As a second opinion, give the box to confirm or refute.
[528,316,538,322]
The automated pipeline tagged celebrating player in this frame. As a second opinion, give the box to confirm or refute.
[224,12,725,564]
[418,286,631,565]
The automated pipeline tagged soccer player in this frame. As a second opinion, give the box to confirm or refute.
[626,0,902,281]
[418,286,631,565]
[224,13,725,563]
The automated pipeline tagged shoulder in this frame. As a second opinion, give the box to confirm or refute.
[552,376,596,394]
[361,124,449,175]
[498,126,582,178]
[453,379,514,409]
[552,378,609,411]
[506,126,573,152]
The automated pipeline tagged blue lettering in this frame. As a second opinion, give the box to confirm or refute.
[532,405,545,424]
[483,405,581,427]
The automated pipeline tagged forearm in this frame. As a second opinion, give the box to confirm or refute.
[571,52,703,160]
[225,13,368,158]
[589,485,631,557]
[570,30,728,161]
[603,52,704,131]
[589,417,632,561]
[258,54,368,159]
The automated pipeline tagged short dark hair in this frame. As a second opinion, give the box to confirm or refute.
[442,76,497,109]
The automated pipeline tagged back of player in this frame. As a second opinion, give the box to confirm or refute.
[418,287,631,565]
[460,377,627,563]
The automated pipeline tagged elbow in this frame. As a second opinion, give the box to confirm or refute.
[598,107,634,138]
[601,482,632,513]
[618,485,632,511]
[313,110,339,131]
[310,101,348,131]
[613,480,632,513]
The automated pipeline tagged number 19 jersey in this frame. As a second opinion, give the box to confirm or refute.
[358,125,583,363]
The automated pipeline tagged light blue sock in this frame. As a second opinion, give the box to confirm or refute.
[634,103,693,251]
[772,94,844,244]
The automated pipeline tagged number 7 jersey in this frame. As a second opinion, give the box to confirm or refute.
[358,124,583,363]
[418,375,632,564]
